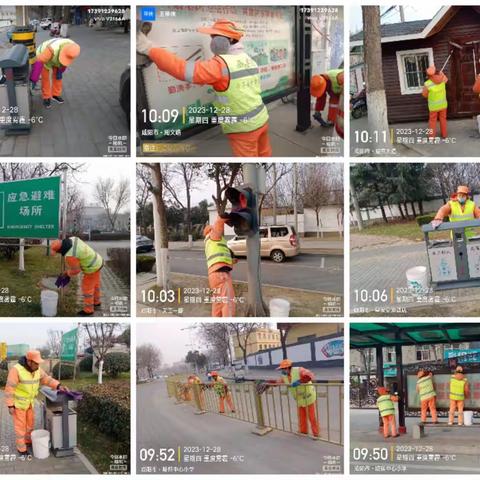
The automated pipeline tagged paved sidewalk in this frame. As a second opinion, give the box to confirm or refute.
[0,392,93,474]
[0,24,130,157]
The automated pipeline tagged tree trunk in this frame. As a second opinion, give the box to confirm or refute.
[362,6,391,155]
[350,179,364,230]
[403,202,409,219]
[397,203,405,219]
[411,201,417,218]
[419,200,424,215]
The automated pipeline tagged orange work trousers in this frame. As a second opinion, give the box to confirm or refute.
[13,406,34,453]
[219,393,235,413]
[82,269,101,314]
[382,414,397,438]
[449,399,464,425]
[227,122,272,157]
[298,403,319,437]
[420,397,438,422]
[208,271,235,317]
[41,66,62,100]
[428,109,447,138]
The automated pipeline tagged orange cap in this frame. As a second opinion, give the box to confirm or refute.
[210,371,218,377]
[50,239,63,256]
[377,386,388,395]
[59,42,80,66]
[417,369,424,378]
[203,225,212,237]
[197,19,245,41]
[276,359,293,370]
[26,350,44,364]
[426,65,436,77]
[310,75,327,98]
[457,185,469,195]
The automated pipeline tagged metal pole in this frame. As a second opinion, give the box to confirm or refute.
[293,164,298,234]
[72,324,79,383]
[272,164,277,225]
[375,346,383,430]
[243,164,267,317]
[18,238,25,271]
[60,168,68,305]
[395,342,406,433]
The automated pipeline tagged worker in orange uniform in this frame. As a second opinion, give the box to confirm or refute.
[4,350,69,456]
[431,185,480,237]
[376,386,399,439]
[50,236,103,316]
[422,65,448,139]
[449,366,470,425]
[416,369,437,423]
[276,359,319,438]
[311,70,344,127]
[203,215,237,317]
[474,73,480,97]
[209,371,235,414]
[32,38,81,109]
[137,19,272,157]
[187,374,205,410]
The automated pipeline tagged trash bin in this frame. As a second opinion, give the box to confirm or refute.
[42,387,81,457]
[11,26,36,64]
[0,44,31,135]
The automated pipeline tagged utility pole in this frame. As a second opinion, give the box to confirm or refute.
[293,164,298,234]
[272,164,277,225]
[350,177,364,231]
[398,6,405,22]
[60,166,68,304]
[244,164,268,317]
[362,6,391,155]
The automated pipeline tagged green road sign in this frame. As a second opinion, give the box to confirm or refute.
[0,176,61,238]
[60,328,78,362]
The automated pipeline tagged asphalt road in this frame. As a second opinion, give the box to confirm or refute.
[142,251,343,294]
[137,380,343,474]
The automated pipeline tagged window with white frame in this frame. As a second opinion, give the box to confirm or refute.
[396,48,434,95]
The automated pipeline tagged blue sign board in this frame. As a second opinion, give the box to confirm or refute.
[444,349,480,363]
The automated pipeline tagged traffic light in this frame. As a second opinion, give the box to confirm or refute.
[225,186,258,237]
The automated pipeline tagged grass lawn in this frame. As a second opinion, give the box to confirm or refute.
[353,219,452,242]
[0,246,78,316]
[57,372,130,474]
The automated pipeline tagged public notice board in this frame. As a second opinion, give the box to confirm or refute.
[0,176,61,239]
[140,5,296,136]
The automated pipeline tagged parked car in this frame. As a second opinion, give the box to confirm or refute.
[227,225,299,263]
[136,235,154,253]
[29,19,39,31]
[40,18,53,30]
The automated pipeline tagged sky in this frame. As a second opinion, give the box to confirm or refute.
[0,322,78,349]
[350,5,443,33]
[136,322,199,365]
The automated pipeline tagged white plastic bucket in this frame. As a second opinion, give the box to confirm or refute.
[269,298,290,317]
[464,411,473,426]
[406,266,428,293]
[31,429,50,459]
[41,290,58,317]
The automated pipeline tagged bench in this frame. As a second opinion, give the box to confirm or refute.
[413,421,480,439]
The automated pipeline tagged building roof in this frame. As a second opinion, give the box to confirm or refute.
[350,323,480,349]
[350,19,429,42]
[350,6,460,47]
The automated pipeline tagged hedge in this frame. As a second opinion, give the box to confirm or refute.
[52,362,75,380]
[76,380,130,443]
[79,355,94,372]
[104,352,130,378]
[137,255,155,273]
[416,214,435,226]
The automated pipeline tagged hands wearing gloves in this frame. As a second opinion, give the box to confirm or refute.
[137,31,153,56]
[431,219,442,229]
[290,380,301,388]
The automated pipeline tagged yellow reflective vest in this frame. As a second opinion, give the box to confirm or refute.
[327,69,343,95]
[36,38,76,69]
[65,237,103,274]
[449,199,476,239]
[214,52,269,134]
[13,364,40,410]
[417,375,436,401]
[424,79,448,112]
[377,394,395,417]
[450,376,467,401]
[204,235,232,270]
[288,367,317,407]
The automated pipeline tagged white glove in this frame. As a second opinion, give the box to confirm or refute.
[431,219,442,229]
[137,31,153,55]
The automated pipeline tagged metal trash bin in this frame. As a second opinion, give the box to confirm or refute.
[0,44,31,135]
[41,387,78,458]
[11,26,36,64]
[422,219,480,289]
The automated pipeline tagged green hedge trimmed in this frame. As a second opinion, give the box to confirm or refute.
[104,352,130,378]
[52,362,75,380]
[79,355,94,372]
[76,380,130,444]
[0,370,7,387]
[136,255,155,273]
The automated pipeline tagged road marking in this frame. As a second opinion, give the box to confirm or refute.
[320,257,325,269]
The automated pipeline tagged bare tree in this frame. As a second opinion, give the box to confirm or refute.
[83,323,121,384]
[136,164,151,235]
[207,163,242,214]
[277,323,293,359]
[137,343,162,380]
[228,323,261,365]
[45,330,62,358]
[94,177,130,231]
[66,183,85,233]
[197,323,233,367]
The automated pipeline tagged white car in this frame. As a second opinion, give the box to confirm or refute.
[40,18,53,30]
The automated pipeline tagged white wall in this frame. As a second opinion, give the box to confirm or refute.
[286,343,312,362]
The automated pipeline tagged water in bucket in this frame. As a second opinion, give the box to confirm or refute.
[31,429,50,459]
[41,290,59,317]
